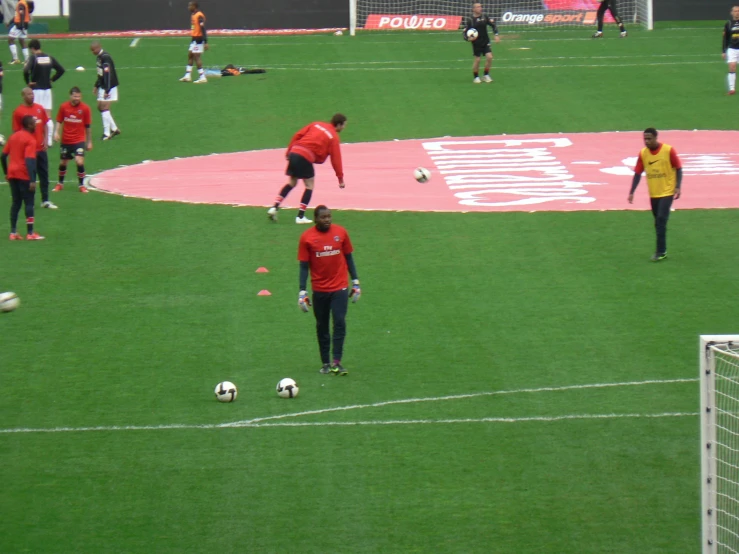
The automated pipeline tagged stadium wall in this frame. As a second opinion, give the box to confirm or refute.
[656,0,729,21]
[68,0,348,32]
[68,0,728,32]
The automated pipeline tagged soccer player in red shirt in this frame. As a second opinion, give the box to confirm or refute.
[12,87,52,208]
[268,113,347,224]
[2,115,43,240]
[297,205,361,375]
[53,87,93,193]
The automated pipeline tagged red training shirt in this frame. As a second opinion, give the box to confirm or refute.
[286,121,344,182]
[3,129,38,180]
[633,144,682,173]
[56,101,92,144]
[12,103,49,153]
[298,224,354,292]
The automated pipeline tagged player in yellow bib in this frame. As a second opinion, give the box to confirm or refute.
[628,128,683,262]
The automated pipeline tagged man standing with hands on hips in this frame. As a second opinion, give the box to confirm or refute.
[90,41,121,141]
[298,205,361,376]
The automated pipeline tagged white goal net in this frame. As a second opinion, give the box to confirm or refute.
[351,0,653,34]
[701,335,739,554]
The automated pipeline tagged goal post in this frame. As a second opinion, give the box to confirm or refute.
[701,335,739,554]
[349,0,653,35]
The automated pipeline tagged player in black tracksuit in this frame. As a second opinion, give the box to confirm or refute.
[464,3,500,84]
[90,41,121,140]
[24,39,65,148]
[722,6,739,95]
[592,0,627,38]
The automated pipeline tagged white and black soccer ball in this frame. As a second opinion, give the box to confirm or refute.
[465,28,479,41]
[0,292,20,312]
[214,381,238,402]
[0,134,6,147]
[276,378,299,399]
[414,167,431,183]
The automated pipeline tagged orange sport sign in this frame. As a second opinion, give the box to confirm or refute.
[364,15,463,30]
[500,11,613,25]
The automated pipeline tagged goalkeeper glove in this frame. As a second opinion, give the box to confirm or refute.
[298,290,311,312]
[349,279,361,303]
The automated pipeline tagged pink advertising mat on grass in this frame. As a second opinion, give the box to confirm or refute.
[91,131,739,213]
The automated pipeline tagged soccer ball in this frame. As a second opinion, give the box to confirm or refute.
[276,378,299,399]
[0,292,19,312]
[465,28,479,41]
[414,167,431,183]
[214,381,238,402]
[0,134,5,146]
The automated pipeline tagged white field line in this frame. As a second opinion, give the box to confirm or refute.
[223,53,715,66]
[112,60,710,72]
[240,412,697,428]
[228,377,696,425]
[39,29,715,46]
[0,377,697,434]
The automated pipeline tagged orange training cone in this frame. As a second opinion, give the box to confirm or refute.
[257,290,272,296]
[255,267,269,273]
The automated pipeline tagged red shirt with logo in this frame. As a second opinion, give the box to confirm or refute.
[286,121,344,182]
[56,101,92,144]
[298,224,354,292]
[12,103,49,152]
[3,129,37,180]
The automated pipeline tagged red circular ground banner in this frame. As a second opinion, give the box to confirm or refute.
[91,131,739,212]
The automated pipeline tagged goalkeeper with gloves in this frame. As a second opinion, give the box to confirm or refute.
[297,205,360,376]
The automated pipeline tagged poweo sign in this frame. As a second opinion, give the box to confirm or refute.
[364,15,463,30]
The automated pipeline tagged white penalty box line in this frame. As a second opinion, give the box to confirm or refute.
[0,377,697,435]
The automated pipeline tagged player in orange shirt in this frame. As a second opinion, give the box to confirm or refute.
[179,2,209,84]
[268,113,347,224]
[8,0,32,64]
[2,115,43,240]
[12,87,52,207]
[53,87,93,193]
[298,205,361,375]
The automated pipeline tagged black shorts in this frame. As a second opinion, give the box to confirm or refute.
[9,179,33,203]
[61,142,86,160]
[473,42,492,57]
[286,152,315,180]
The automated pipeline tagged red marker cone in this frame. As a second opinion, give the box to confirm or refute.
[255,267,269,273]
[257,290,272,296]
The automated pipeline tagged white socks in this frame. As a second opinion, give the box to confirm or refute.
[101,110,118,137]
[9,45,30,61]
[102,111,110,137]
[46,119,53,147]
[185,65,192,76]
[730,72,736,91]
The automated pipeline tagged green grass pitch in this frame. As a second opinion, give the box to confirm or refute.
[0,23,737,553]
